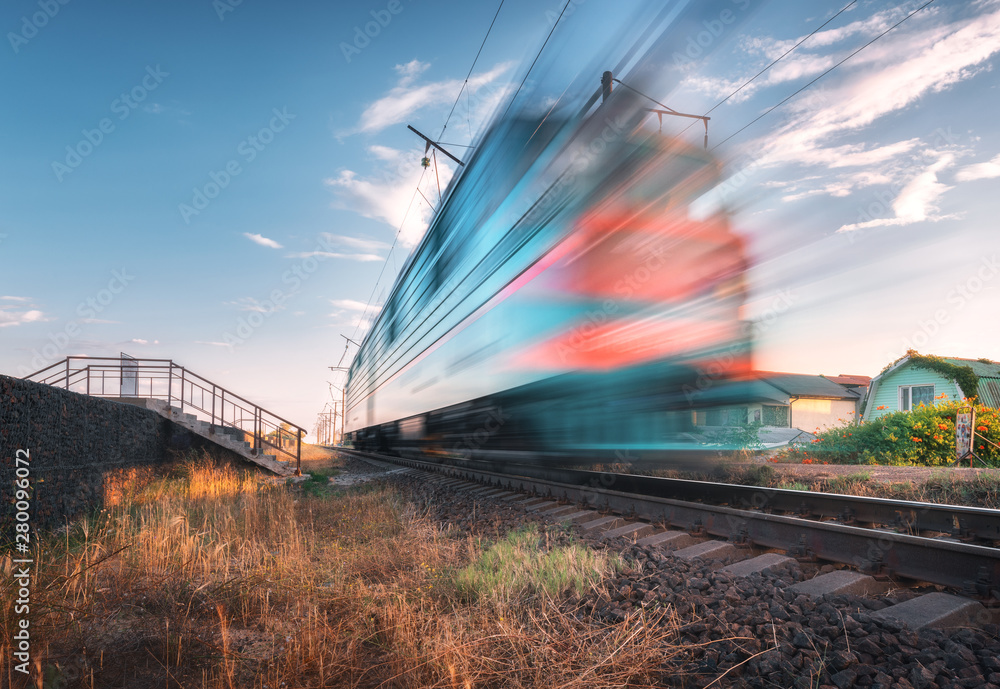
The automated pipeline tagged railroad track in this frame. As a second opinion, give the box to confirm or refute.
[339,449,1000,610]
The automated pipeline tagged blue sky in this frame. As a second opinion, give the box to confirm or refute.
[2,0,999,437]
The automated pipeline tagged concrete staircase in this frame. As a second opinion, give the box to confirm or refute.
[143,399,295,476]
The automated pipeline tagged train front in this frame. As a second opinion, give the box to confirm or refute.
[495,118,755,466]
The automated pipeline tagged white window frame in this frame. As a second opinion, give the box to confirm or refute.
[899,384,934,411]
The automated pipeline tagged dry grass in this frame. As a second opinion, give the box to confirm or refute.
[2,455,700,688]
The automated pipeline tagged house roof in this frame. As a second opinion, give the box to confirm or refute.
[753,371,860,400]
[939,357,1000,378]
[941,358,1000,408]
[822,374,872,387]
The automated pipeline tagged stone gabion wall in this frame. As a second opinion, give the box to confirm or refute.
[1,374,171,533]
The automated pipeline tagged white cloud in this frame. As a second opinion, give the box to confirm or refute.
[329,299,382,331]
[291,250,385,262]
[226,296,286,313]
[354,61,513,134]
[837,153,959,232]
[286,233,391,262]
[244,232,283,249]
[125,338,159,345]
[956,152,1000,181]
[688,6,921,103]
[330,298,370,312]
[715,4,1000,228]
[0,295,31,302]
[196,341,232,348]
[330,59,514,246]
[325,146,456,248]
[0,307,46,327]
[328,298,381,329]
[395,59,430,86]
[760,8,1000,166]
[327,234,391,252]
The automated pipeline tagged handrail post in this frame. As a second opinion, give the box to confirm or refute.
[211,384,216,432]
[180,367,186,413]
[86,366,90,396]
[253,408,259,456]
[65,358,69,389]
[167,363,173,406]
[296,429,302,476]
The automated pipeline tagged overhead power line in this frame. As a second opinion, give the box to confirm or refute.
[439,0,505,140]
[498,0,572,123]
[712,0,935,150]
[346,0,508,347]
[715,1,856,116]
[675,0,856,143]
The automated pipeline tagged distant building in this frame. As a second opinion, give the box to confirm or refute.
[693,371,863,444]
[822,373,872,393]
[862,353,1000,421]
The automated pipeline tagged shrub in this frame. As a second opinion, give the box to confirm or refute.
[779,399,999,466]
[708,421,765,458]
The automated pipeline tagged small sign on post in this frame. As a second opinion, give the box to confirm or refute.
[955,407,975,465]
[120,352,138,397]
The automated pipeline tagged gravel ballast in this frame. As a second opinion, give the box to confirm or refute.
[335,456,1000,689]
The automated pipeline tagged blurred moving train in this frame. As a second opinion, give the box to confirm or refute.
[343,67,754,466]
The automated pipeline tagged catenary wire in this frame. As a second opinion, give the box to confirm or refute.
[344,1,508,358]
[439,0,505,140]
[711,0,935,150]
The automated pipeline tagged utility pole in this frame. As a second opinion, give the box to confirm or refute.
[330,334,359,445]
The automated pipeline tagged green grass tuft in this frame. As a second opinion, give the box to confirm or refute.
[452,525,619,602]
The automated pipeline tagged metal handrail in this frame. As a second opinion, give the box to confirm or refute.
[23,355,304,472]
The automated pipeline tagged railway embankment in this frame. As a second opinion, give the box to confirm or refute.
[8,447,1000,688]
[1,374,172,530]
[0,374,255,531]
[362,456,1000,689]
[629,460,1000,509]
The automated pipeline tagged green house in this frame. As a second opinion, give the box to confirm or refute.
[862,352,1000,421]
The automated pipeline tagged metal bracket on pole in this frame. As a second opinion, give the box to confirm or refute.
[407,125,465,167]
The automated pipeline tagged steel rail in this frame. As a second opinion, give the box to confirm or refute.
[342,450,1000,593]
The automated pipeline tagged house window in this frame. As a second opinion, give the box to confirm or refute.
[702,407,749,426]
[762,405,788,427]
[900,385,934,411]
[706,409,725,426]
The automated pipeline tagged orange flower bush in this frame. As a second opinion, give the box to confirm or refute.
[776,398,998,467]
